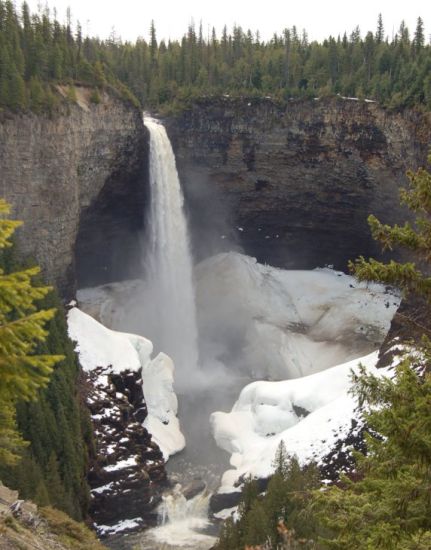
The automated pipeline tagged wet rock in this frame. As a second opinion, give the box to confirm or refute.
[209,491,242,514]
[82,366,168,536]
[182,479,207,500]
[166,96,431,272]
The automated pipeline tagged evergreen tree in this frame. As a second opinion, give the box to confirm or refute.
[350,155,431,302]
[312,157,431,549]
[376,14,385,44]
[313,358,431,549]
[0,0,430,113]
[216,446,319,549]
[0,248,93,519]
[413,17,425,54]
[0,199,62,465]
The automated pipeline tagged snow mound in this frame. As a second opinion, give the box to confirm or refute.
[67,307,184,458]
[143,352,185,459]
[211,352,385,492]
[97,517,143,536]
[196,252,399,379]
[67,306,148,373]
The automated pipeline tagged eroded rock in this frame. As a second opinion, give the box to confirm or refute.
[83,366,167,536]
[166,96,431,271]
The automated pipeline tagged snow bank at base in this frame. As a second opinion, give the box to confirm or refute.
[67,307,184,458]
[142,352,185,459]
[67,306,147,373]
[211,352,385,492]
[97,517,143,536]
[196,252,399,380]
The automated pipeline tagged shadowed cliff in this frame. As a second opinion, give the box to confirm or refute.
[166,96,431,271]
[0,88,147,297]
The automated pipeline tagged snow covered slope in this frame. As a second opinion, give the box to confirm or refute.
[196,252,399,379]
[211,352,386,492]
[67,307,185,458]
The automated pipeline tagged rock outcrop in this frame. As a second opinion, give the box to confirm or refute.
[166,96,431,270]
[83,366,167,536]
[0,482,107,550]
[0,88,147,296]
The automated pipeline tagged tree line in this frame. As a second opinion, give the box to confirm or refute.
[0,0,137,112]
[0,1,430,113]
[112,15,431,111]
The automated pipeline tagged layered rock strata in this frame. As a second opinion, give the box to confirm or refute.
[166,96,431,270]
[0,88,147,295]
[84,366,167,536]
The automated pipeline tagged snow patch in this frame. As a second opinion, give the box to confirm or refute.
[213,506,238,520]
[67,307,184,459]
[104,456,138,472]
[97,517,143,536]
[196,252,399,380]
[211,352,386,492]
[142,353,186,459]
[67,307,150,373]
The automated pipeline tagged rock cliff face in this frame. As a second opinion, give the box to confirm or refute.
[0,89,147,296]
[84,367,167,536]
[3,94,428,294]
[166,97,431,270]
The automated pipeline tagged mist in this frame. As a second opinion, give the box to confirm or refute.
[181,166,243,263]
[74,117,399,547]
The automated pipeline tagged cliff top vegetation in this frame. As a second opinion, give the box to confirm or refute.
[0,1,430,114]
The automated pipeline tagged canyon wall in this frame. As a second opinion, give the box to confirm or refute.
[0,89,147,296]
[2,94,431,292]
[166,97,431,270]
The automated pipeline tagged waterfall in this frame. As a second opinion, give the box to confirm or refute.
[142,117,199,390]
[158,485,211,526]
[141,484,215,549]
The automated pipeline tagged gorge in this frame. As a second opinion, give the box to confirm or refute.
[1,92,430,548]
[2,94,431,296]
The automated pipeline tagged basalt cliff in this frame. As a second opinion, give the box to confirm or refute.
[166,96,431,270]
[1,95,430,295]
[0,88,148,296]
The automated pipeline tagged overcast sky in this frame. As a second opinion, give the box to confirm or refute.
[25,0,430,43]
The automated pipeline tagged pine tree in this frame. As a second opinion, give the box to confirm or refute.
[313,358,431,549]
[0,199,63,465]
[216,449,319,549]
[28,76,45,112]
[45,451,67,510]
[7,68,26,110]
[312,157,431,549]
[376,14,384,44]
[350,154,431,302]
[150,20,158,68]
[413,17,425,54]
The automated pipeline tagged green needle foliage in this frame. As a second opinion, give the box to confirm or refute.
[0,1,430,112]
[0,198,62,465]
[312,158,431,548]
[216,442,319,550]
[313,358,431,549]
[350,155,431,301]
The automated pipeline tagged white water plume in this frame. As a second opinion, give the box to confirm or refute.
[145,485,215,549]
[142,117,199,390]
[158,484,210,526]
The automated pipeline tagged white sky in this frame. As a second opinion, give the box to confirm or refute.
[25,0,430,43]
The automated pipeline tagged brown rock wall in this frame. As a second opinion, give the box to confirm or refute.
[166,97,431,270]
[0,90,146,295]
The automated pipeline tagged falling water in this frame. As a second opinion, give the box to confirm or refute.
[142,117,199,388]
[136,483,215,549]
